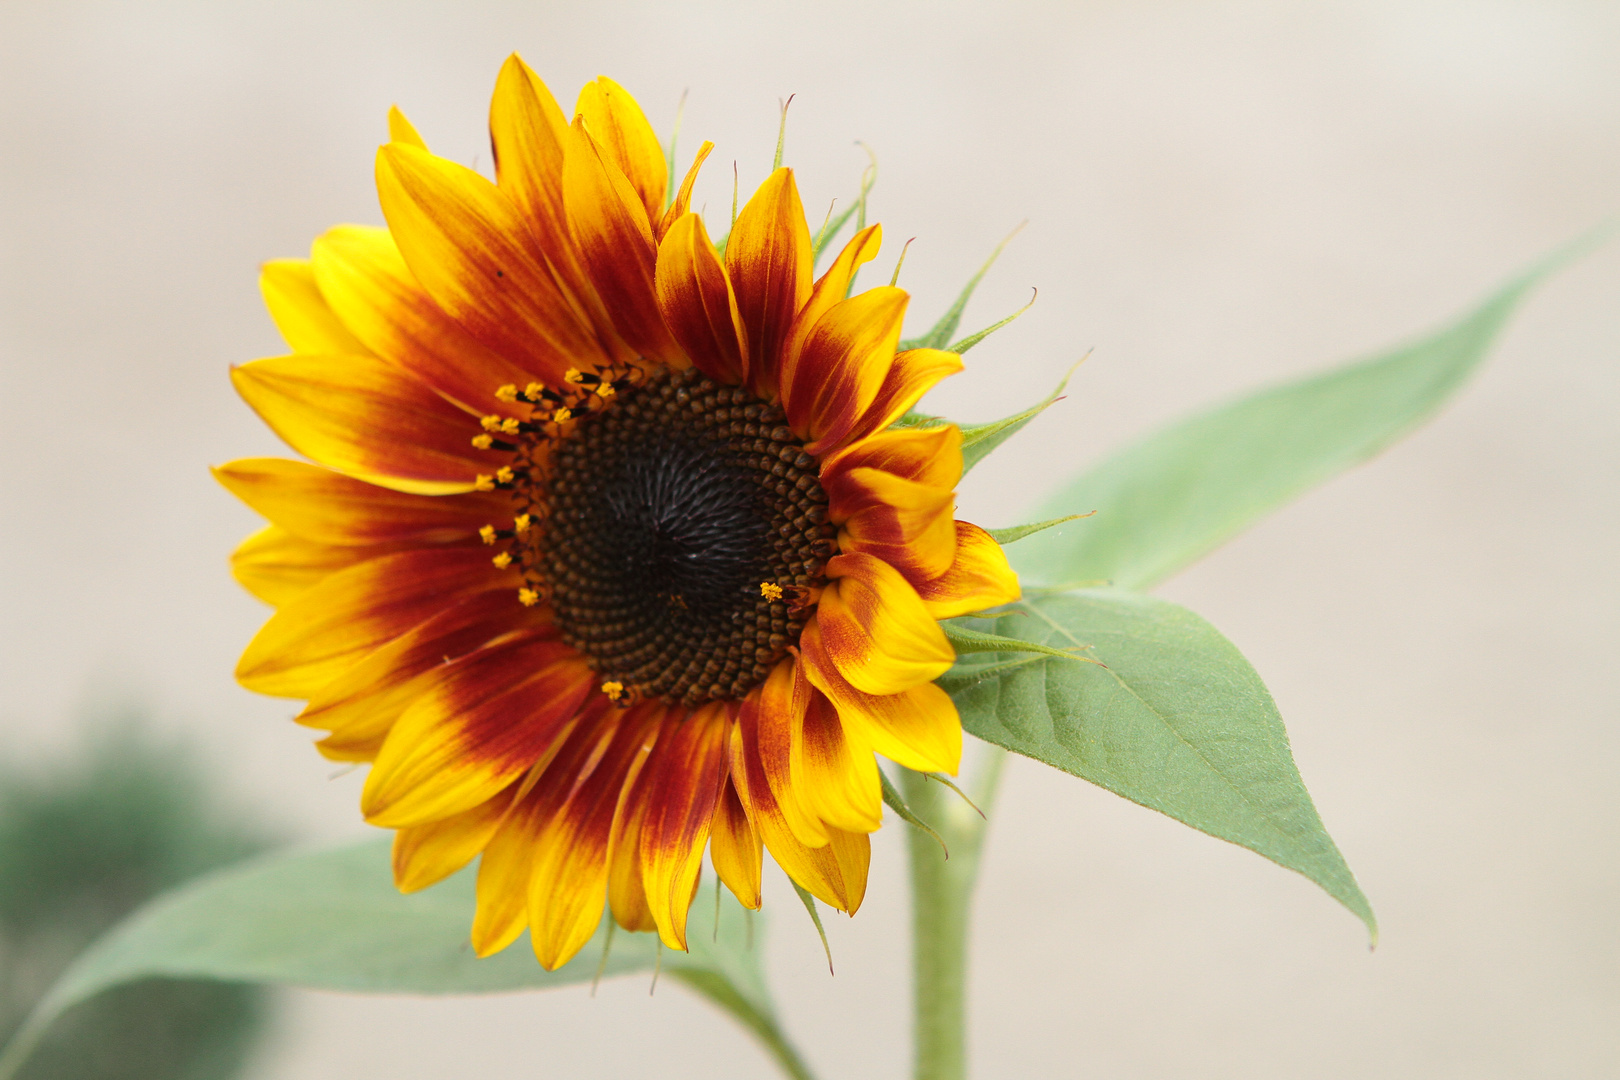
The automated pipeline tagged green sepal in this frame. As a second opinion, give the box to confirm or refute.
[942,619,1103,665]
[788,880,834,976]
[957,355,1086,474]
[985,514,1092,546]
[811,148,878,269]
[898,223,1024,351]
[945,288,1036,355]
[878,768,947,857]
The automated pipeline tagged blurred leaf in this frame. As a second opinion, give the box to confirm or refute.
[0,718,273,1080]
[1011,236,1603,590]
[943,590,1376,938]
[0,839,815,1080]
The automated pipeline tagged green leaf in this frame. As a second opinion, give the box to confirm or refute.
[0,839,816,1080]
[957,356,1085,475]
[898,223,1023,351]
[1011,234,1606,590]
[943,590,1376,939]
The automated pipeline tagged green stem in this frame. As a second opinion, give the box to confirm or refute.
[902,748,1007,1080]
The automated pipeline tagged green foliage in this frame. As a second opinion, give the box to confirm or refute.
[1010,241,1593,591]
[0,840,814,1080]
[0,717,273,1080]
[943,591,1376,937]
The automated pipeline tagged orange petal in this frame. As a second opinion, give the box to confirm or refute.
[779,224,881,393]
[916,521,1021,620]
[310,224,539,416]
[230,353,483,495]
[845,348,964,444]
[528,704,664,969]
[637,703,731,950]
[725,168,812,398]
[709,777,763,910]
[575,76,667,225]
[392,788,510,893]
[362,634,593,828]
[214,457,506,547]
[730,699,868,913]
[300,590,539,762]
[259,259,369,356]
[235,546,514,698]
[489,55,630,366]
[376,142,608,382]
[814,553,954,695]
[655,212,748,384]
[755,658,828,847]
[563,118,683,362]
[792,686,883,834]
[784,287,908,454]
[655,141,715,241]
[607,720,663,934]
[800,616,962,775]
[229,525,394,608]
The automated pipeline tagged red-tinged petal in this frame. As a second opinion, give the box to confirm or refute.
[230,354,484,496]
[575,76,667,225]
[845,348,964,444]
[311,225,539,416]
[489,56,631,366]
[300,590,540,762]
[362,634,593,828]
[638,702,731,950]
[800,617,962,775]
[822,426,964,584]
[392,788,509,893]
[655,142,715,242]
[792,686,883,834]
[213,457,507,547]
[259,259,369,356]
[236,546,514,698]
[376,142,608,382]
[528,704,663,969]
[607,723,662,934]
[917,521,1021,620]
[784,287,908,455]
[229,525,399,608]
[822,423,963,492]
[755,658,828,847]
[709,777,762,910]
[656,212,749,385]
[563,118,684,362]
[814,553,954,695]
[725,168,812,398]
[730,702,866,913]
[778,224,881,393]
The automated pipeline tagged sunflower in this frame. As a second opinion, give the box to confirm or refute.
[216,55,1020,971]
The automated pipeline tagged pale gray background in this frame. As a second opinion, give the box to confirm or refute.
[2,1,1616,1077]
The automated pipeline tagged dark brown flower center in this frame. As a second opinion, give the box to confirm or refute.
[516,368,834,706]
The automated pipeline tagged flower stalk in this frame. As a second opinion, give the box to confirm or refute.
[903,749,1007,1080]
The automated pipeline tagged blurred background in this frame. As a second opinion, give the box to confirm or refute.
[1,1,1616,1077]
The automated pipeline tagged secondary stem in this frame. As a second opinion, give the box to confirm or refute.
[902,749,1007,1080]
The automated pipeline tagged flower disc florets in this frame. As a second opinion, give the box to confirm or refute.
[505,367,834,705]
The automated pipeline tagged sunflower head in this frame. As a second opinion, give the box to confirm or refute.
[217,55,1019,970]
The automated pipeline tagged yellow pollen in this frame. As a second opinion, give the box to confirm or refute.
[524,381,546,399]
[513,513,532,534]
[601,680,625,701]
[759,581,784,601]
[595,382,616,399]
[495,384,519,402]
[474,474,495,492]
[518,587,540,607]
[480,414,503,431]
[495,466,515,484]
[564,368,585,384]
[479,525,497,545]
[553,407,572,423]
[492,552,513,569]
[471,434,493,449]
[499,417,521,435]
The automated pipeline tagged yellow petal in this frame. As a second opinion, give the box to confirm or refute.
[779,224,882,392]
[916,521,1021,620]
[387,104,428,149]
[846,348,964,444]
[574,75,667,225]
[814,552,954,695]
[783,287,908,454]
[726,168,812,397]
[655,211,748,384]
[229,524,388,607]
[392,790,509,893]
[655,141,715,241]
[791,688,883,834]
[709,778,763,910]
[637,703,731,950]
[259,259,369,356]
